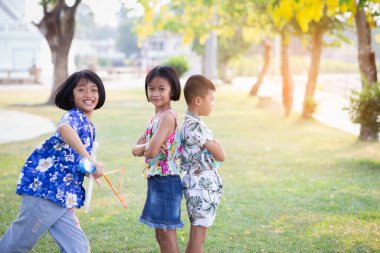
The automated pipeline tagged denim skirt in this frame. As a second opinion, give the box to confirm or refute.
[139,175,184,230]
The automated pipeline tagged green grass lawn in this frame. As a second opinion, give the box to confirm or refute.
[0,86,379,252]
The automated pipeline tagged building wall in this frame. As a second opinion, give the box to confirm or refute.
[140,32,202,76]
[0,0,46,75]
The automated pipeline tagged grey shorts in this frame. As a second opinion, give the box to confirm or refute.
[0,195,89,253]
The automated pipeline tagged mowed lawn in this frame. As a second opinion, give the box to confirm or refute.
[0,86,379,253]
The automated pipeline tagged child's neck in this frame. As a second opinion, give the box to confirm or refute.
[155,104,171,114]
[188,107,200,116]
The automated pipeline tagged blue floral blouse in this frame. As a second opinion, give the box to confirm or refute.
[16,108,95,208]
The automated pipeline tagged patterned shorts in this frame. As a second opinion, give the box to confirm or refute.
[182,172,223,227]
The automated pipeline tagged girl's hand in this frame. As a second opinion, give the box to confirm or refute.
[92,160,104,187]
[159,144,166,154]
[143,142,150,158]
[132,132,148,157]
[144,143,165,158]
[137,134,146,145]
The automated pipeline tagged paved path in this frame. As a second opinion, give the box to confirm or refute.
[0,109,55,144]
[232,74,361,136]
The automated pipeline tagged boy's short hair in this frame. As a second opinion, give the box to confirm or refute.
[55,70,106,111]
[184,75,216,105]
[145,65,181,101]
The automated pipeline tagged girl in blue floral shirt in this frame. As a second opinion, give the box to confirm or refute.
[0,70,106,253]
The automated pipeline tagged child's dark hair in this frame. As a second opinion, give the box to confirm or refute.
[55,70,106,111]
[145,65,181,101]
[184,75,215,105]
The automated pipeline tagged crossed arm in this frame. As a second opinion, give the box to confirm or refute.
[204,139,226,162]
[132,112,174,159]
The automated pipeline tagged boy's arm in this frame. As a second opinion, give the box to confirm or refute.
[203,139,226,162]
[144,112,174,159]
[132,132,147,157]
[58,123,104,178]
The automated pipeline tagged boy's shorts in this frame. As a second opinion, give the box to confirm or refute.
[182,170,222,227]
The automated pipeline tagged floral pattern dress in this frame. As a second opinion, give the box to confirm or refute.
[144,109,182,177]
[16,108,95,208]
[180,110,223,227]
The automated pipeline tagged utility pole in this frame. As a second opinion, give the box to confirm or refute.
[204,32,218,80]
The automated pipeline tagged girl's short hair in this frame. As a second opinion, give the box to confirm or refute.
[145,65,181,101]
[55,70,106,111]
[184,75,215,105]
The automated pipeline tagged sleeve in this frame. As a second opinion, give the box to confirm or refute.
[191,122,213,148]
[58,110,80,132]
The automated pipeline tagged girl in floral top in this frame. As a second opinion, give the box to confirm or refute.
[0,70,105,253]
[181,75,226,253]
[132,65,183,253]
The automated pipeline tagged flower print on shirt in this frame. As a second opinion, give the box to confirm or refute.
[65,192,78,208]
[36,157,54,172]
[53,142,66,151]
[36,142,44,150]
[143,110,182,177]
[17,172,24,185]
[50,171,58,182]
[65,153,75,163]
[63,173,73,185]
[180,110,223,192]
[16,108,96,208]
[56,189,64,201]
[29,178,42,191]
[84,137,91,149]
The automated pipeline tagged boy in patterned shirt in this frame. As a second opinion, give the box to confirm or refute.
[180,75,226,253]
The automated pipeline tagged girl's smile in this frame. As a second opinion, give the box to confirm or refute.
[147,77,172,112]
[73,80,99,119]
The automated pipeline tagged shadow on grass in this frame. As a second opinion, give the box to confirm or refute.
[337,157,380,172]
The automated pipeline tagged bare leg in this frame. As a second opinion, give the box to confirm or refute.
[155,228,179,253]
[155,229,161,248]
[185,225,208,253]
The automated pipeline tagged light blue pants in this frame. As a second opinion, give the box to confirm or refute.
[0,195,89,253]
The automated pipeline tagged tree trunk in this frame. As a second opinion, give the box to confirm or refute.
[301,24,323,119]
[355,7,378,141]
[220,61,229,84]
[48,49,70,104]
[249,40,271,96]
[34,0,81,104]
[280,32,294,117]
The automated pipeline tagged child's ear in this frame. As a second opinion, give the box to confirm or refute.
[194,97,201,106]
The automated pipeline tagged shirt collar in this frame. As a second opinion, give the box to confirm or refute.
[185,110,201,122]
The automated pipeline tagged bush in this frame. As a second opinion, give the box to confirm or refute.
[162,56,189,77]
[345,82,380,140]
[302,97,318,118]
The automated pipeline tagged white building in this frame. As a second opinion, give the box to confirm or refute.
[140,32,202,77]
[0,0,49,82]
[73,38,125,69]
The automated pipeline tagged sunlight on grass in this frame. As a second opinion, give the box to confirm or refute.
[0,86,379,252]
